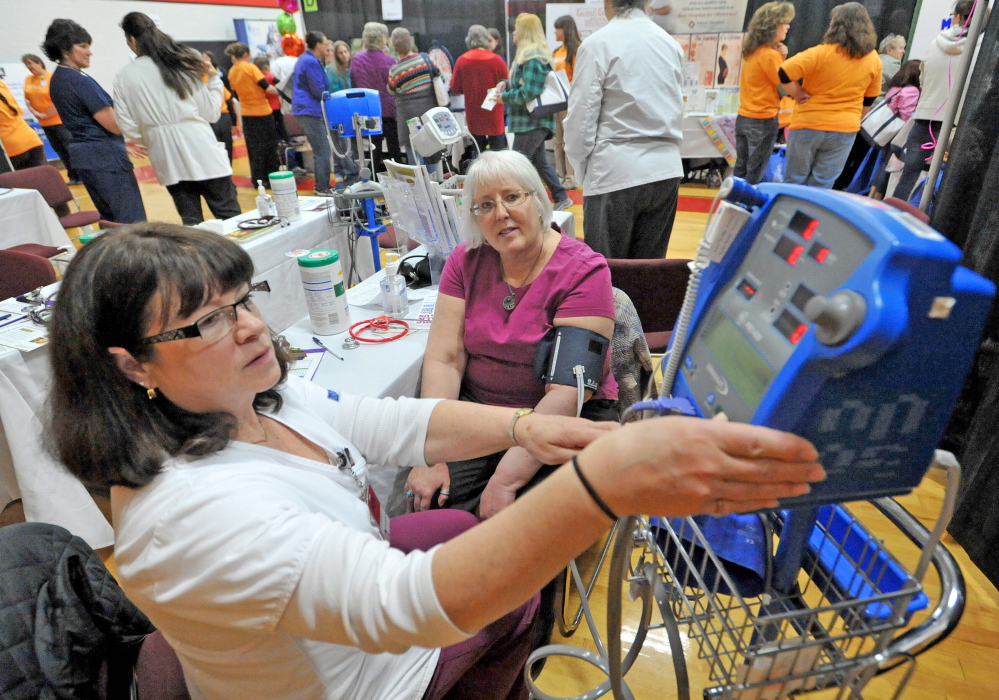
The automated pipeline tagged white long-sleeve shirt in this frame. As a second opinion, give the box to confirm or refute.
[564,10,685,196]
[111,377,468,700]
[112,55,231,187]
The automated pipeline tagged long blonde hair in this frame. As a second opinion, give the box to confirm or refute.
[512,13,551,67]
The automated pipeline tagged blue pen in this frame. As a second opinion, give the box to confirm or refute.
[312,336,345,361]
[0,314,10,322]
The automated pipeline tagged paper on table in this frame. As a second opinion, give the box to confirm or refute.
[408,294,437,325]
[288,351,319,379]
[0,319,49,351]
[345,272,437,308]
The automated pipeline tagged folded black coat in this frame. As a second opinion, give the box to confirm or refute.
[0,521,155,699]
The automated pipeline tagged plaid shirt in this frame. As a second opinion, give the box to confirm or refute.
[503,58,556,135]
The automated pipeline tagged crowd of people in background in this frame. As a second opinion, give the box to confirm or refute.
[0,0,978,247]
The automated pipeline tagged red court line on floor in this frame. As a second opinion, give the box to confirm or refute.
[676,195,715,213]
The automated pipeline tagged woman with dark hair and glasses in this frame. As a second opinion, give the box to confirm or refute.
[113,12,241,225]
[48,223,822,700]
[44,18,146,223]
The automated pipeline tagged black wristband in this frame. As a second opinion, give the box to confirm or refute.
[572,455,618,522]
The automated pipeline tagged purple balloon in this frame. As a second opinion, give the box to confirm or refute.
[278,0,300,12]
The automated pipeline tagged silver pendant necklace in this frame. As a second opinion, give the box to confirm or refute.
[502,235,546,311]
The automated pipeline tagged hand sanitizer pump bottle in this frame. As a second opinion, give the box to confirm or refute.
[380,255,409,319]
[256,180,277,218]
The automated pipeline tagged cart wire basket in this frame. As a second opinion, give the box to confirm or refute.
[616,450,966,700]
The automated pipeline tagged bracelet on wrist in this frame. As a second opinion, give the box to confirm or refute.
[508,407,534,447]
[572,455,618,522]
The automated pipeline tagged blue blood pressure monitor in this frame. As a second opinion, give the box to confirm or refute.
[669,181,994,506]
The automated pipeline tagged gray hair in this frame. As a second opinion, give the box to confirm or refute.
[391,27,415,56]
[466,24,491,50]
[460,150,553,249]
[879,34,905,53]
[362,22,389,50]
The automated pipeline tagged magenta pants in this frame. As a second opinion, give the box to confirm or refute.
[389,511,540,700]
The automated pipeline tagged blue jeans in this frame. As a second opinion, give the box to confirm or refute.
[734,115,779,185]
[512,128,567,203]
[784,129,857,189]
[296,114,333,192]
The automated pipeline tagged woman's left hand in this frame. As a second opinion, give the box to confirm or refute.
[479,480,517,519]
[515,413,618,465]
[125,141,148,158]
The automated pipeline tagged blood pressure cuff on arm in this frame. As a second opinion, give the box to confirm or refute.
[534,326,609,392]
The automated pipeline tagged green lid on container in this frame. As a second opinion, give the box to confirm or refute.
[269,170,295,180]
[297,249,340,267]
[79,229,107,245]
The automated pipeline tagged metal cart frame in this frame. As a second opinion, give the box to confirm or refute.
[526,451,966,700]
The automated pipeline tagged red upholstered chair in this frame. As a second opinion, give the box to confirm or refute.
[0,249,57,300]
[884,196,931,224]
[131,631,191,700]
[378,224,420,252]
[0,165,106,231]
[606,258,692,353]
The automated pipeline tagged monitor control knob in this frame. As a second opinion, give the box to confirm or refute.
[804,291,866,346]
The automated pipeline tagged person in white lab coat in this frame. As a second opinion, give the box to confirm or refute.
[113,12,241,225]
[564,0,685,259]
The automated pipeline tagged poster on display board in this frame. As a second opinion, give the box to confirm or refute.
[688,33,719,86]
[381,0,403,21]
[545,3,609,54]
[668,0,749,34]
[715,32,743,87]
[0,63,57,161]
[234,19,283,60]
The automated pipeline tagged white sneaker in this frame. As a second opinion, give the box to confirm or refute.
[553,197,573,211]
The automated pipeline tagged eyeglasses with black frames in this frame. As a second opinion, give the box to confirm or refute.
[139,281,270,346]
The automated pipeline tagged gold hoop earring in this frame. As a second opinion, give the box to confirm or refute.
[147,387,158,400]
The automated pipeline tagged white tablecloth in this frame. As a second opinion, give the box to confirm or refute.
[227,206,374,332]
[0,188,72,250]
[682,113,736,160]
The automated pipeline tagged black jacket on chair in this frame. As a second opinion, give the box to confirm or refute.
[0,522,155,699]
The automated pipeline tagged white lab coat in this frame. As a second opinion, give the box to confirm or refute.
[564,10,685,196]
[113,55,231,187]
[112,377,465,700]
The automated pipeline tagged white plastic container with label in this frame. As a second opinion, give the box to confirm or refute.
[298,249,350,335]
[269,170,301,222]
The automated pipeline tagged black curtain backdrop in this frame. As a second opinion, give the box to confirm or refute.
[303,0,507,61]
[928,3,999,588]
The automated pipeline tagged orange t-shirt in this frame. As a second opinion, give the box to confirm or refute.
[0,80,44,157]
[203,73,231,114]
[738,46,783,119]
[228,60,271,117]
[23,71,62,127]
[553,45,574,83]
[780,43,882,133]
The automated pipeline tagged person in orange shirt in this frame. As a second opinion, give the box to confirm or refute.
[0,79,46,171]
[203,51,235,163]
[779,2,882,188]
[225,42,280,187]
[552,15,581,189]
[22,53,79,183]
[734,2,794,184]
